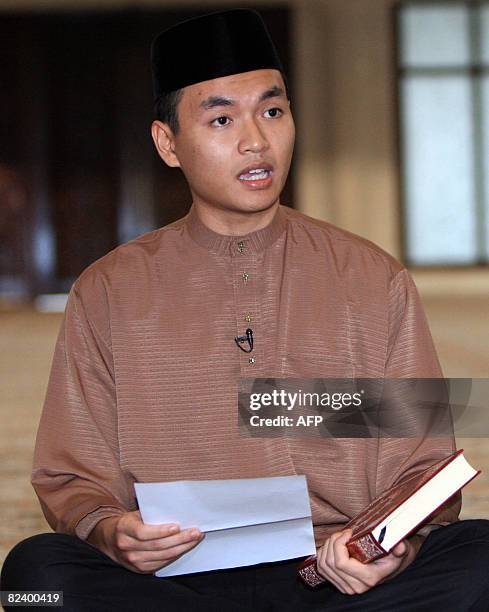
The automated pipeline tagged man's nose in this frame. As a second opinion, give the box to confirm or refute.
[238,118,270,154]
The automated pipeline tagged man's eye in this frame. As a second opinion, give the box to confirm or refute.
[264,107,283,118]
[211,116,231,127]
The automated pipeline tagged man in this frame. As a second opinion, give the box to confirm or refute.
[2,9,488,611]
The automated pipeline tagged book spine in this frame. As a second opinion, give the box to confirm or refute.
[297,557,325,587]
[347,533,387,562]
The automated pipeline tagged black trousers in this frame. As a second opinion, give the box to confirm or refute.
[2,519,489,612]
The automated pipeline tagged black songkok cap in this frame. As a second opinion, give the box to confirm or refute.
[151,8,285,99]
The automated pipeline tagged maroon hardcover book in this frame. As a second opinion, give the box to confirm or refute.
[298,449,480,587]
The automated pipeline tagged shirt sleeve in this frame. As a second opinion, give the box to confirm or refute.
[375,268,461,528]
[31,280,136,540]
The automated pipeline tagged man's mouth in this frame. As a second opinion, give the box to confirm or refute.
[239,168,271,181]
[237,164,274,187]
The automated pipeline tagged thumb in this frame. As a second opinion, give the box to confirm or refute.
[391,540,408,558]
[340,528,353,541]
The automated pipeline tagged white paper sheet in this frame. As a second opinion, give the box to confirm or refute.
[134,475,316,577]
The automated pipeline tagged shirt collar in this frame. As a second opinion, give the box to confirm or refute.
[185,204,288,256]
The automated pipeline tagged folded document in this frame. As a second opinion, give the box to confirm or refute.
[134,475,316,577]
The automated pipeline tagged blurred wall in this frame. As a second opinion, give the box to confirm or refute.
[293,0,488,297]
[294,0,399,257]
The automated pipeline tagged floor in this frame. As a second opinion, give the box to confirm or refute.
[0,296,487,567]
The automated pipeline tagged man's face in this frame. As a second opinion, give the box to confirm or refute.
[154,69,295,218]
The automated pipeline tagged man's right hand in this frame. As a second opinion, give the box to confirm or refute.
[87,510,204,573]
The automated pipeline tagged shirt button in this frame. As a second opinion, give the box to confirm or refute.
[244,314,252,323]
[237,241,246,254]
[242,272,250,282]
[248,357,256,364]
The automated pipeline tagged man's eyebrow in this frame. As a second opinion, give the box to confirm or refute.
[199,86,286,111]
[199,96,235,110]
[258,85,286,102]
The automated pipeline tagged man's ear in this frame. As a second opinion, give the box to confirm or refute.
[151,121,181,168]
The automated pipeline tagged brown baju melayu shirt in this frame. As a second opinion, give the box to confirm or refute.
[32,205,460,544]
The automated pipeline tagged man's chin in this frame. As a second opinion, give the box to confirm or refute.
[193,193,282,218]
[226,200,280,215]
[233,191,282,211]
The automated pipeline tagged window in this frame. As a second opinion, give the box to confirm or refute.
[398,2,489,265]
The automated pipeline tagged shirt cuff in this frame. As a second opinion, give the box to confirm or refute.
[75,505,126,540]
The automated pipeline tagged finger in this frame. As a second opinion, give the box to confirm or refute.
[330,530,376,594]
[315,538,328,573]
[391,540,408,558]
[123,528,203,552]
[326,532,358,594]
[330,530,358,577]
[126,536,204,571]
[317,536,354,595]
[371,543,410,582]
[123,517,182,541]
[371,554,406,585]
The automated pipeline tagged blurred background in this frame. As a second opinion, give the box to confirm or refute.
[1,0,488,566]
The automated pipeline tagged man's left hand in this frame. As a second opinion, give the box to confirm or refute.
[315,528,424,595]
